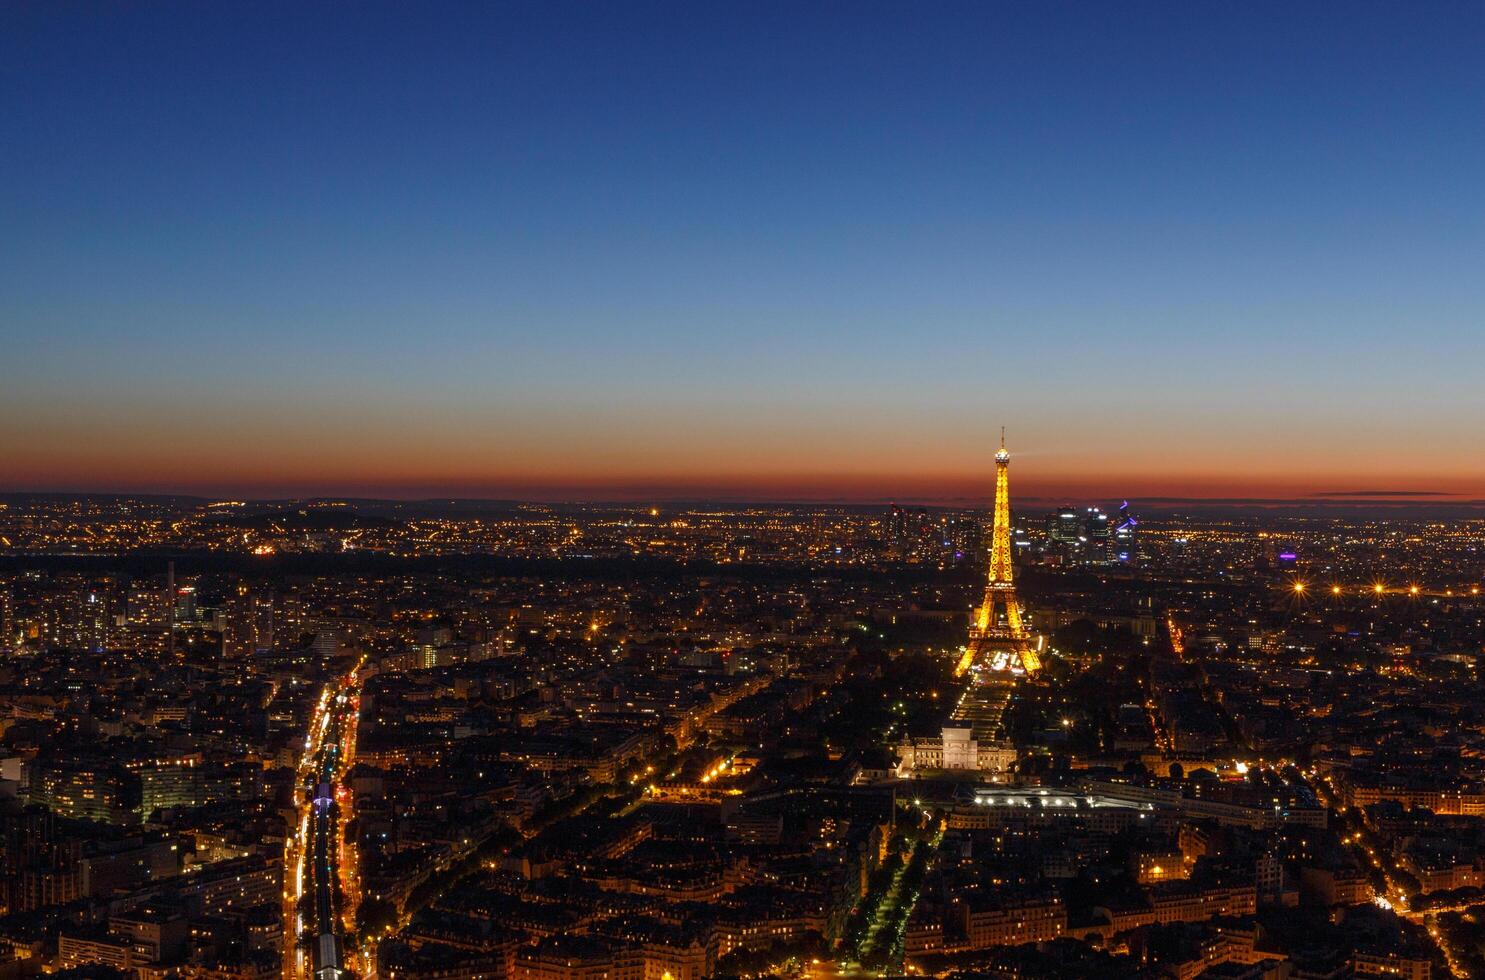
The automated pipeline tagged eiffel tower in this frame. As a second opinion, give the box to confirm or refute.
[966,430,1040,675]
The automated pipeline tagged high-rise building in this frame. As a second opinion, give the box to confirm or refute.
[126,577,173,655]
[276,591,307,648]
[947,515,984,562]
[1114,501,1139,565]
[224,586,274,659]
[78,590,110,652]
[39,587,112,652]
[1085,507,1111,561]
[0,586,14,653]
[1046,506,1082,545]
[127,582,171,628]
[312,631,339,659]
[887,504,935,560]
[135,760,261,817]
[887,504,908,556]
[173,583,198,624]
[28,758,142,825]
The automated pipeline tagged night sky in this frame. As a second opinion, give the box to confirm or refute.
[4,2,1483,501]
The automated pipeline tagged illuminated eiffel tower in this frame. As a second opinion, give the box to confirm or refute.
[965,430,1040,675]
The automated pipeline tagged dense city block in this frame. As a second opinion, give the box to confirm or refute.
[1,488,1483,980]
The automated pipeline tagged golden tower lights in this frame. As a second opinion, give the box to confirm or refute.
[968,429,1039,674]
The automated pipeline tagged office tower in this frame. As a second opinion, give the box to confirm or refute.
[1046,506,1082,544]
[1114,501,1139,565]
[1086,507,1111,561]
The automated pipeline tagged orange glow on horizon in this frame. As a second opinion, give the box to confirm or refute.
[5,466,1483,504]
[5,420,1485,502]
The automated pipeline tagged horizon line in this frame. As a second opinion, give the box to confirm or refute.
[4,488,1484,510]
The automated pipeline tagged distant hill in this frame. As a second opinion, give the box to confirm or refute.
[208,509,400,532]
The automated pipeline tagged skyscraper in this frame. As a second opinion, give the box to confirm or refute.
[224,586,274,659]
[1114,501,1139,565]
[1046,506,1082,545]
[1086,507,1111,562]
[0,586,13,653]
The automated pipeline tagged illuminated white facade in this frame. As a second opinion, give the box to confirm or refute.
[896,724,1016,779]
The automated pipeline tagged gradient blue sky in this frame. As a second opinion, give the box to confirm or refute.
[3,2,1483,500]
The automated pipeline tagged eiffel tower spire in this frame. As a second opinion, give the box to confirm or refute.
[968,432,1039,673]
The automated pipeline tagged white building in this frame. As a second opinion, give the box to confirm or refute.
[896,723,1016,779]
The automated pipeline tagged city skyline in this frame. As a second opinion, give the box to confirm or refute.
[5,3,1485,500]
[6,8,1485,977]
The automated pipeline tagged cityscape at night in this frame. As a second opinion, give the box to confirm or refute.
[4,4,1485,980]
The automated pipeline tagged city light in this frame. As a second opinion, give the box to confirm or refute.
[5,480,1479,978]
[5,9,1479,980]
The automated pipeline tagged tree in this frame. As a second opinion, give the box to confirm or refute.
[355,897,397,939]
